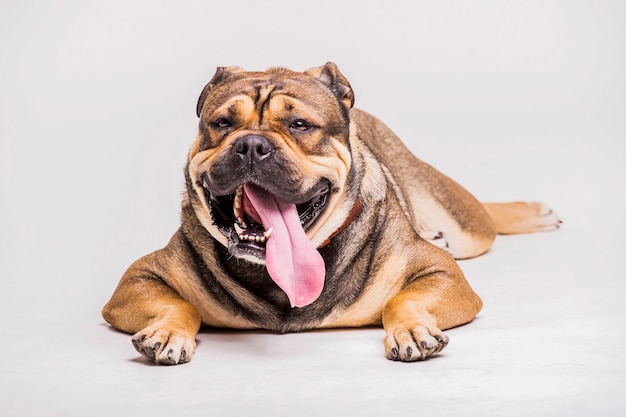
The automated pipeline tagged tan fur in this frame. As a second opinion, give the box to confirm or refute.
[102,62,559,365]
[483,202,561,234]
[350,109,498,259]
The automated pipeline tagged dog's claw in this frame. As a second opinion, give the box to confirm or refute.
[391,347,399,361]
[434,334,449,351]
[384,324,449,362]
[131,326,196,365]
[144,345,157,360]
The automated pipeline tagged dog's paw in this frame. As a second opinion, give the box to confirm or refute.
[383,324,449,362]
[485,201,562,234]
[132,325,196,365]
[529,202,562,232]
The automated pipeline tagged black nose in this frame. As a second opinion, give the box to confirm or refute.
[234,135,274,164]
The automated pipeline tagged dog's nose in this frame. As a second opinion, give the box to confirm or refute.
[234,135,274,164]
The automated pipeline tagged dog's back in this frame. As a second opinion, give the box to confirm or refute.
[350,108,560,259]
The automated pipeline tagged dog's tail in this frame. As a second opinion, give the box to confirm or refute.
[482,202,561,235]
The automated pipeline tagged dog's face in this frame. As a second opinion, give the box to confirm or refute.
[186,63,356,307]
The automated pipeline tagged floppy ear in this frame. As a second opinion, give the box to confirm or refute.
[304,62,355,110]
[196,66,245,117]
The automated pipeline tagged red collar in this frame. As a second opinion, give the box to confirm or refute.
[319,199,362,248]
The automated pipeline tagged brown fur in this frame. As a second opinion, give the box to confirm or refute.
[102,62,560,365]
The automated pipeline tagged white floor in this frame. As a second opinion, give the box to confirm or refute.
[2,2,625,416]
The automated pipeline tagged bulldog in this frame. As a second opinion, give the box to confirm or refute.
[102,62,560,365]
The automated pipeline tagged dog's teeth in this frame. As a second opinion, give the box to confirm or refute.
[235,187,244,206]
[234,220,270,244]
[202,178,209,189]
[236,217,247,228]
[233,187,247,228]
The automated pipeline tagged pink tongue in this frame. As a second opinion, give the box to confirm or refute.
[243,184,325,307]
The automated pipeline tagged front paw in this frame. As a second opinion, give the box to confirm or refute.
[132,325,196,365]
[384,324,449,362]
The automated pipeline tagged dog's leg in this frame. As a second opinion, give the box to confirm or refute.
[483,202,561,234]
[382,256,482,362]
[102,260,201,365]
[410,194,497,260]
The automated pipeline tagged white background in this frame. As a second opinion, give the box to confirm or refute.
[1,1,625,416]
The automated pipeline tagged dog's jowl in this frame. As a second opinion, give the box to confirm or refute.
[102,62,560,365]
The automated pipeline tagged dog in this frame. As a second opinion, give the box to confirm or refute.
[102,62,560,365]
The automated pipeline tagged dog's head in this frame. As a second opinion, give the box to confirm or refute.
[187,62,357,307]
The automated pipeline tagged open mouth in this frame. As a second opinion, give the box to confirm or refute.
[201,178,330,258]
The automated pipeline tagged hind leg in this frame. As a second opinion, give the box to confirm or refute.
[410,193,497,260]
[414,200,561,259]
[483,202,561,234]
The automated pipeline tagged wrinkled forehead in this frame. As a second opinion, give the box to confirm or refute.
[202,72,341,118]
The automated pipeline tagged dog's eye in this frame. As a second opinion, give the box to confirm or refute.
[289,120,314,133]
[212,118,231,129]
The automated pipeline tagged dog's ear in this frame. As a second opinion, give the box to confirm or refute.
[196,66,244,117]
[304,62,355,111]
